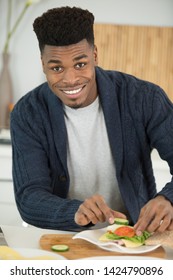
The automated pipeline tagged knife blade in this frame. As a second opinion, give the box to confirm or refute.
[0,227,8,246]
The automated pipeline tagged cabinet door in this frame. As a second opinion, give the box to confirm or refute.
[151,150,171,192]
[0,181,24,226]
[0,144,12,180]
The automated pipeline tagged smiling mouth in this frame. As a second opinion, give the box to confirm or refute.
[62,85,85,95]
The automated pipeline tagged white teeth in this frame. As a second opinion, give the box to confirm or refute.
[63,88,82,95]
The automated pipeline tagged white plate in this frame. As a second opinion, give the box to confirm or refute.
[11,248,67,260]
[73,226,161,254]
[80,256,161,260]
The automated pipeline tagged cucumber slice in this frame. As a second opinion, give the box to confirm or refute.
[51,244,69,252]
[114,218,129,225]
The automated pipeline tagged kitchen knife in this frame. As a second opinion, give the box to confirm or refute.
[0,227,8,246]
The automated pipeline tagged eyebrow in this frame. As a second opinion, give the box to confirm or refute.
[48,54,88,64]
[74,54,88,61]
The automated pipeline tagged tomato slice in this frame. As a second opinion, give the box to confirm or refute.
[114,226,135,237]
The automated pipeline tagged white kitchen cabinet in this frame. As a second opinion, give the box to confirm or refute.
[0,181,23,225]
[0,144,12,180]
[151,149,171,192]
[0,143,24,226]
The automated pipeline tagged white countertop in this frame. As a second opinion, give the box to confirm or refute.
[1,224,173,259]
[1,224,75,249]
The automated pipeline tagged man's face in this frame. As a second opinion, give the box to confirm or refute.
[41,39,98,108]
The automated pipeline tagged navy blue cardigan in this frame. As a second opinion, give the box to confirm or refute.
[10,67,173,230]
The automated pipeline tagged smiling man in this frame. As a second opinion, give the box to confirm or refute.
[10,6,173,233]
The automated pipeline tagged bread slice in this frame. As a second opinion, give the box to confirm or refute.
[145,230,173,249]
[99,233,142,247]
[122,239,143,248]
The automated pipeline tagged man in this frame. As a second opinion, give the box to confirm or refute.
[10,6,173,233]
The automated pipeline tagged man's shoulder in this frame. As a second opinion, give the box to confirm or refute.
[96,66,150,85]
[96,66,162,96]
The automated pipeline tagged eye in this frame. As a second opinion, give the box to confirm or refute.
[52,66,63,73]
[75,63,86,69]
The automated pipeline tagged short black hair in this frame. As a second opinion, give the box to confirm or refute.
[33,6,95,52]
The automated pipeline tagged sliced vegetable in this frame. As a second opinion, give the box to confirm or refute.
[99,220,152,248]
[51,244,69,252]
[114,226,135,237]
[114,218,129,225]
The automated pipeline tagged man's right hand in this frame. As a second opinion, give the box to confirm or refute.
[74,194,127,226]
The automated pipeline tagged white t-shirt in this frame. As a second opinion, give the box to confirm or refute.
[64,97,126,215]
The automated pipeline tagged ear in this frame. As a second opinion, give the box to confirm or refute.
[41,56,46,74]
[93,45,98,66]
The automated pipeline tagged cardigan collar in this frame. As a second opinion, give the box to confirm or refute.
[95,67,123,177]
[48,67,123,176]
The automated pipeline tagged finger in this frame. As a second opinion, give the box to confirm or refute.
[79,202,105,224]
[146,216,163,233]
[74,210,90,226]
[136,210,169,234]
[134,201,163,234]
[86,208,104,224]
[157,216,171,232]
[94,195,127,222]
[95,199,113,222]
[134,212,155,234]
[86,194,117,223]
[83,197,106,223]
[168,220,173,231]
[134,197,173,234]
[145,204,172,232]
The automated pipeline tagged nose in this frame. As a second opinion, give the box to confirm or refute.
[62,68,79,85]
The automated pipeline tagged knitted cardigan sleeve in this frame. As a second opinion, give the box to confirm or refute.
[10,85,84,231]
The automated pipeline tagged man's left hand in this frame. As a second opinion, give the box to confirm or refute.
[134,195,173,235]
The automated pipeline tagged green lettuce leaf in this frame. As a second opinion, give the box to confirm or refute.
[105,230,151,244]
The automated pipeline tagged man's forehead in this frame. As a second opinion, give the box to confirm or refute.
[42,41,94,62]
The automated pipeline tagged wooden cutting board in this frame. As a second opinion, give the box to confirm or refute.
[39,234,166,260]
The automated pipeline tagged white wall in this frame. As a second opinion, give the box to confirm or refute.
[0,0,173,103]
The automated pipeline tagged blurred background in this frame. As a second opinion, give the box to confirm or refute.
[0,0,173,104]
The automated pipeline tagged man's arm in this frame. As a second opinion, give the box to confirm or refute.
[10,111,83,231]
